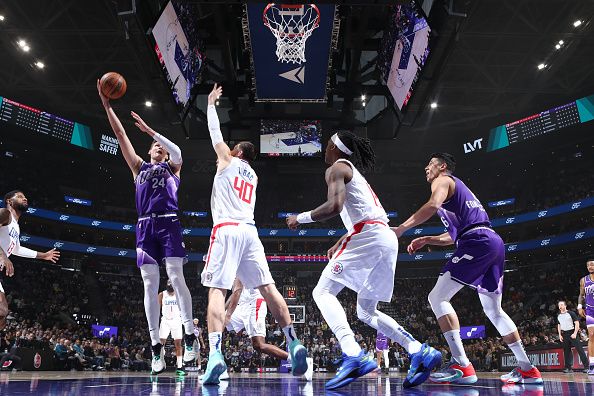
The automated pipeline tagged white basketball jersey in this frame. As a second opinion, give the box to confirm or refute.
[211,157,257,225]
[0,217,20,258]
[161,291,181,321]
[237,287,263,308]
[336,159,388,230]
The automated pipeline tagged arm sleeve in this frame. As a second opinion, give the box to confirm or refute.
[570,311,578,321]
[152,132,182,165]
[14,245,37,259]
[207,105,224,147]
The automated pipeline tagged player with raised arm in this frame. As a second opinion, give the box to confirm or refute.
[0,190,60,329]
[287,132,441,390]
[394,152,542,385]
[97,80,196,375]
[578,259,594,375]
[201,84,308,385]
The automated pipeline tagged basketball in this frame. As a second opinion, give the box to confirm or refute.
[99,72,127,100]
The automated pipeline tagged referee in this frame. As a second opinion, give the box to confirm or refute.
[557,301,588,373]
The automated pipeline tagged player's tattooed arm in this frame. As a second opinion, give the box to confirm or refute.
[0,209,11,226]
[578,277,585,318]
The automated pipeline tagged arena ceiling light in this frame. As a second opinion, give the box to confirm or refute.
[17,39,30,52]
[573,20,582,27]
[537,63,547,70]
[430,102,438,109]
[361,94,366,101]
[34,61,45,69]
[144,101,152,107]
[0,15,5,21]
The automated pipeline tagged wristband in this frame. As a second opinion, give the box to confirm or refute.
[577,304,583,310]
[296,211,314,224]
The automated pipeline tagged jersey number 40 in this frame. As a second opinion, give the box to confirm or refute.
[233,177,254,204]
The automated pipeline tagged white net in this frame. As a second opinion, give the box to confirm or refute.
[263,4,320,64]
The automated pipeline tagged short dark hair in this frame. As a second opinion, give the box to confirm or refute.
[238,141,256,162]
[4,190,22,205]
[429,152,456,173]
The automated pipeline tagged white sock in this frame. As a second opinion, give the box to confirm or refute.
[444,330,470,366]
[140,265,161,346]
[177,355,183,369]
[209,332,222,355]
[313,288,361,357]
[165,258,195,335]
[508,340,532,371]
[282,324,298,343]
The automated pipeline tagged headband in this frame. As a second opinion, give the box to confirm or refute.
[331,133,353,156]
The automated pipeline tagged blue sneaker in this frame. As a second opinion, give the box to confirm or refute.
[288,339,308,376]
[403,343,442,388]
[202,352,227,385]
[325,351,378,390]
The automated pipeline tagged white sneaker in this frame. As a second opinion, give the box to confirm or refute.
[183,334,197,363]
[303,358,313,381]
[200,369,230,382]
[151,344,165,374]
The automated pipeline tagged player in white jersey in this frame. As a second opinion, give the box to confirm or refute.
[287,132,441,390]
[158,280,186,375]
[0,190,60,329]
[200,84,307,385]
[220,278,313,381]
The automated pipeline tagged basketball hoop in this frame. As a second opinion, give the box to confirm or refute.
[263,3,320,64]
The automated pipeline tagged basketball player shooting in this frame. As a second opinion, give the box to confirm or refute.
[394,152,542,385]
[0,190,60,330]
[286,132,441,390]
[201,83,308,385]
[97,80,197,375]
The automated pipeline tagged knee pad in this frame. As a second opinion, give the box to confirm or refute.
[480,294,517,336]
[356,302,375,326]
[427,290,456,319]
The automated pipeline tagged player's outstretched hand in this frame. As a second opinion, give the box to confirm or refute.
[41,248,60,263]
[286,215,299,230]
[130,111,153,135]
[327,243,340,260]
[97,79,110,108]
[407,237,428,255]
[0,257,14,277]
[208,83,223,106]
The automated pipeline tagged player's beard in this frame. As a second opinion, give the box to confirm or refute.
[13,201,28,212]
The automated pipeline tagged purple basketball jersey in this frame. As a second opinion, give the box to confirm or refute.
[375,332,389,351]
[135,161,179,216]
[437,176,491,241]
[585,275,594,309]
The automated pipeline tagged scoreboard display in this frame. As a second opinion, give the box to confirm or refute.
[0,96,94,150]
[283,285,298,300]
[487,93,594,152]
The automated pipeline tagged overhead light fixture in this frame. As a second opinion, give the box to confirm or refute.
[537,63,546,70]
[558,40,564,45]
[22,45,30,52]
[0,15,5,21]
[573,20,582,27]
[430,102,438,109]
[144,101,152,107]
[555,44,561,50]
[34,61,45,69]
[215,100,220,106]
[17,39,27,48]
[361,94,366,101]
[362,101,366,107]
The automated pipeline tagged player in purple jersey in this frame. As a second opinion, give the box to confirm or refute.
[577,259,594,374]
[375,331,390,373]
[393,153,542,385]
[97,80,196,375]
